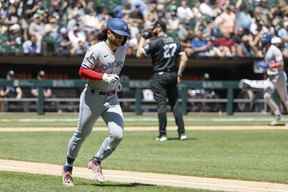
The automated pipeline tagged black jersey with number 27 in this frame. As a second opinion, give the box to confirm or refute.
[144,36,181,73]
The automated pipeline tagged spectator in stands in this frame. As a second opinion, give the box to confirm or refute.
[113,5,125,18]
[41,14,62,56]
[66,0,85,20]
[23,33,41,55]
[188,73,221,112]
[126,21,140,55]
[281,21,288,57]
[68,25,86,52]
[177,0,194,23]
[167,8,180,36]
[67,13,81,31]
[22,0,43,19]
[235,4,253,32]
[237,29,261,57]
[213,5,236,37]
[29,12,45,50]
[199,0,217,19]
[96,6,110,25]
[212,32,237,57]
[6,24,23,54]
[71,40,89,55]
[56,27,72,55]
[3,3,19,25]
[30,70,59,113]
[0,0,288,59]
[30,70,52,98]
[86,30,99,47]
[81,8,102,32]
[130,0,148,19]
[0,70,22,100]
[183,31,212,57]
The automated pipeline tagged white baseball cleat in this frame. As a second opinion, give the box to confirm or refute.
[88,160,105,182]
[156,136,167,142]
[63,171,74,187]
[269,115,284,126]
[179,134,188,141]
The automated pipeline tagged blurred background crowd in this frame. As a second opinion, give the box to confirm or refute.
[0,0,287,58]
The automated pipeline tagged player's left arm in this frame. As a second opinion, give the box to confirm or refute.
[177,51,188,83]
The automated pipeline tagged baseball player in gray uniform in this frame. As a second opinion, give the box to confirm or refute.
[63,18,130,186]
[263,36,288,125]
[240,36,288,125]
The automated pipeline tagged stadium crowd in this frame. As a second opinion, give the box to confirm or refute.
[0,0,287,58]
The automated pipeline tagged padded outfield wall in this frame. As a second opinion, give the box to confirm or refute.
[0,55,261,80]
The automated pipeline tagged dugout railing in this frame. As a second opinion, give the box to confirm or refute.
[0,79,246,115]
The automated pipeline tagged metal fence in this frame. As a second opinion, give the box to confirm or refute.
[0,79,266,115]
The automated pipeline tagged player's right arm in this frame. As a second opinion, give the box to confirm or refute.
[79,46,119,84]
[79,67,103,80]
[79,46,104,80]
[136,37,147,58]
[269,48,284,69]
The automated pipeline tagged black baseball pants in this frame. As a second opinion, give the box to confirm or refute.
[151,72,185,137]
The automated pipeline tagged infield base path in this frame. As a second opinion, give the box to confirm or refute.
[0,159,287,192]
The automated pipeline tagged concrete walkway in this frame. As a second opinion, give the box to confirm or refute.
[0,159,287,192]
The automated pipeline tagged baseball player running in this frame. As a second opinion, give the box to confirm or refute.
[240,36,288,125]
[63,18,130,186]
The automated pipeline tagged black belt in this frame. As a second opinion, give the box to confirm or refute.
[90,89,116,96]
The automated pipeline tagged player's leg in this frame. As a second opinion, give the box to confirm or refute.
[263,80,282,125]
[63,88,102,185]
[151,76,168,140]
[167,74,185,139]
[275,72,288,112]
[94,103,124,161]
[89,100,124,182]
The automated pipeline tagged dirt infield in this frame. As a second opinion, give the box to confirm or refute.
[0,125,287,132]
[0,159,287,192]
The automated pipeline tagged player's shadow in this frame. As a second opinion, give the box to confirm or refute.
[80,181,154,188]
[168,137,197,141]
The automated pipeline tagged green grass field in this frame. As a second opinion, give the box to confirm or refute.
[0,130,287,183]
[0,113,288,192]
[0,112,286,127]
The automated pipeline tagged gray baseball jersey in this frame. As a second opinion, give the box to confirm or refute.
[66,41,128,163]
[81,41,127,91]
[263,44,288,117]
[265,45,284,76]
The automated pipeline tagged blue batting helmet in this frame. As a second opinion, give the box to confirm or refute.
[107,18,130,37]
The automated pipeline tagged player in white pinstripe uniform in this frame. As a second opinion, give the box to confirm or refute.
[240,36,288,125]
[62,18,130,186]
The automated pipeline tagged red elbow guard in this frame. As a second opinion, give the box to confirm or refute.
[270,62,280,69]
[79,67,103,80]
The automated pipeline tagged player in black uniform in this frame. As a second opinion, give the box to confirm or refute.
[136,20,188,142]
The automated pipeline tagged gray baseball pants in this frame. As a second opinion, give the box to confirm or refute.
[264,71,288,115]
[66,86,124,162]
